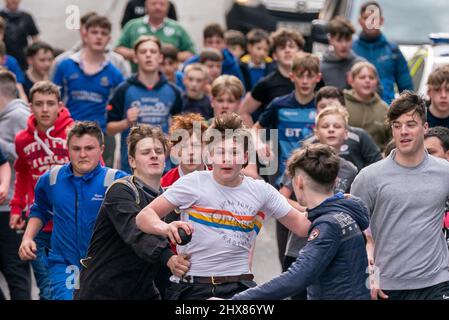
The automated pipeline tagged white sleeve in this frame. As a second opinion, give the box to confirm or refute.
[260,182,292,219]
[162,172,200,210]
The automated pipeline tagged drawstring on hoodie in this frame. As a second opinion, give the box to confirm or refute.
[34,126,66,157]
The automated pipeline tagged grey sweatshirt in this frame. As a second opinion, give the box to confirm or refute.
[0,99,30,212]
[321,48,365,90]
[351,149,449,290]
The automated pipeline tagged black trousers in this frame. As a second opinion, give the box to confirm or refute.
[383,281,449,300]
[0,212,31,300]
[165,280,257,300]
[283,255,307,300]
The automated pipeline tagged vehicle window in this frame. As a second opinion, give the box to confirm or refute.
[351,0,449,44]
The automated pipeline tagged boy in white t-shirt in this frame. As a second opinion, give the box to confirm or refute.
[136,113,310,300]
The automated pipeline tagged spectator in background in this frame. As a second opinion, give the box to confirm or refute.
[321,17,365,90]
[344,61,390,150]
[182,23,244,83]
[52,15,124,168]
[0,0,39,70]
[424,127,449,248]
[240,28,276,91]
[121,0,177,28]
[0,69,31,300]
[161,113,209,189]
[253,52,320,187]
[23,42,54,99]
[107,36,182,173]
[51,12,131,80]
[0,144,11,300]
[0,40,26,101]
[239,28,304,127]
[353,1,413,104]
[161,43,179,83]
[225,29,246,61]
[309,86,382,171]
[10,81,73,300]
[426,65,449,129]
[116,0,195,71]
[424,126,449,161]
[209,75,244,121]
[182,63,213,119]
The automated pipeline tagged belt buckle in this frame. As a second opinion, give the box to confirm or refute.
[181,276,194,284]
[211,276,221,285]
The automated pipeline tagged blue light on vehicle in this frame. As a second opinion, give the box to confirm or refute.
[429,33,449,44]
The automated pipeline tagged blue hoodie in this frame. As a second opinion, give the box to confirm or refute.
[353,33,413,105]
[232,193,370,300]
[30,163,127,267]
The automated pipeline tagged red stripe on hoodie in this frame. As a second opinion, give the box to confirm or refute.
[10,106,74,232]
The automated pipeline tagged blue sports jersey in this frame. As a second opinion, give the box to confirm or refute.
[258,91,316,185]
[52,53,124,131]
[107,73,182,173]
[3,55,25,84]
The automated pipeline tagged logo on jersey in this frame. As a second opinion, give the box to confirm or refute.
[91,194,104,201]
[308,228,320,241]
[138,27,147,34]
[164,26,175,37]
[100,76,110,87]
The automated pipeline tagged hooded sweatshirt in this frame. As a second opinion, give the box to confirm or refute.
[344,89,391,149]
[10,107,73,232]
[0,99,30,212]
[353,33,413,105]
[320,48,365,90]
[232,193,370,300]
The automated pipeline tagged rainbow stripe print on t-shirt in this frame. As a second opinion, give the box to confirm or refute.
[186,205,265,234]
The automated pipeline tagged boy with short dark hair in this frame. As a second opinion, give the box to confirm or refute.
[23,42,54,99]
[240,28,304,126]
[254,52,321,186]
[19,121,127,300]
[240,28,275,91]
[321,16,365,90]
[181,23,244,82]
[161,43,179,83]
[225,29,246,60]
[230,143,370,300]
[426,65,449,128]
[352,91,449,300]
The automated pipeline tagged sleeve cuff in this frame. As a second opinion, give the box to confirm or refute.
[161,245,175,267]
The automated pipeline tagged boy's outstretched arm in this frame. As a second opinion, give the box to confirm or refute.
[231,221,340,300]
[278,208,311,237]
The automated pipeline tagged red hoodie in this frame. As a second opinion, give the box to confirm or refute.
[10,107,74,232]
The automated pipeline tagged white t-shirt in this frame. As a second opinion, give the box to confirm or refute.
[163,170,292,277]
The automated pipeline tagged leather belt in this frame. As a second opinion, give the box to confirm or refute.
[181,274,254,285]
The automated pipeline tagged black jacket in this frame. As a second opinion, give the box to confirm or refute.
[74,176,174,300]
[232,193,370,300]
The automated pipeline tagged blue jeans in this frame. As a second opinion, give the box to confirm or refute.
[31,232,52,300]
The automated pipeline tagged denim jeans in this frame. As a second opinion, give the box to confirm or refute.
[31,232,52,300]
